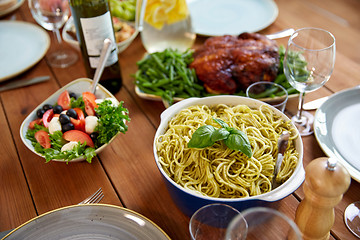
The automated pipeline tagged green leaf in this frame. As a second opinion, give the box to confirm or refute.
[213,118,229,128]
[188,125,216,148]
[211,128,230,142]
[225,131,252,158]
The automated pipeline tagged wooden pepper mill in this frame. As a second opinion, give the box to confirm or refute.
[293,157,351,240]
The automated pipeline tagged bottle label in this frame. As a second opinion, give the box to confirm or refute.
[80,11,118,69]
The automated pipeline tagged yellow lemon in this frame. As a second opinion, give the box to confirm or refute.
[144,0,189,30]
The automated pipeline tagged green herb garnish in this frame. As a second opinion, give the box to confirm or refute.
[188,118,252,158]
[95,99,130,147]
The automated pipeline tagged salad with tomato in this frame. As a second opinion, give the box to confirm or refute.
[25,90,130,163]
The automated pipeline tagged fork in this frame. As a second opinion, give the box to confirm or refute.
[78,188,104,204]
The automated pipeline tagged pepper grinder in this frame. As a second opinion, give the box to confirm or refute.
[293,157,351,240]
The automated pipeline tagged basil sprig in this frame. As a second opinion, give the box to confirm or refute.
[188,119,252,158]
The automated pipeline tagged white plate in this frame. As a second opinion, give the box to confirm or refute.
[314,86,360,182]
[0,0,25,17]
[3,204,170,240]
[188,0,278,36]
[20,78,122,162]
[0,21,50,82]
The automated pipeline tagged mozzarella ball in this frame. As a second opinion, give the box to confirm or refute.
[48,117,62,134]
[61,141,79,152]
[85,116,99,134]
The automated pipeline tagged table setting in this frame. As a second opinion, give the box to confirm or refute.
[1,0,360,239]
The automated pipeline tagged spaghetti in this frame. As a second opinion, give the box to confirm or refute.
[156,104,299,198]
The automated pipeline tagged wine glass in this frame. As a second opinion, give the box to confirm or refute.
[283,27,335,136]
[344,201,360,238]
[28,0,78,68]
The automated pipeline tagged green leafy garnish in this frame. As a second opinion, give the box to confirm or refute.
[70,96,85,112]
[188,119,252,158]
[95,100,130,147]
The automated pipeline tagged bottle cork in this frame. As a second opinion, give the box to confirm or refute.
[293,157,351,240]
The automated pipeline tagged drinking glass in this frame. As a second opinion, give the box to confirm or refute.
[226,207,302,240]
[28,0,78,68]
[246,81,289,112]
[283,27,335,136]
[189,203,241,240]
[139,0,196,53]
[344,201,360,238]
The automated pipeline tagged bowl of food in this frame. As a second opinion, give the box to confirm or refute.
[20,78,130,163]
[153,95,304,216]
[62,16,138,53]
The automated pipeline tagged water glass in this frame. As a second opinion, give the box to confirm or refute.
[246,81,288,112]
[226,207,302,240]
[189,203,241,240]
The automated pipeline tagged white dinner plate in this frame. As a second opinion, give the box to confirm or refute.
[3,204,170,240]
[314,86,360,182]
[0,0,25,17]
[0,21,50,82]
[187,0,278,36]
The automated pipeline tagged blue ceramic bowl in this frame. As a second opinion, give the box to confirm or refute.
[153,95,304,216]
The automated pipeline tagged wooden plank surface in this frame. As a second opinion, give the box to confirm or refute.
[1,0,359,239]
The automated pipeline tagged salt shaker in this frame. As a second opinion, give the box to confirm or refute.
[292,157,351,240]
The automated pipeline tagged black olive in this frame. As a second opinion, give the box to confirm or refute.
[36,108,45,118]
[62,122,74,132]
[59,114,71,125]
[69,92,77,99]
[53,105,63,114]
[90,132,99,141]
[66,109,78,119]
[42,104,53,111]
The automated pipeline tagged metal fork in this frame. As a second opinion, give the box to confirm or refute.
[78,188,104,204]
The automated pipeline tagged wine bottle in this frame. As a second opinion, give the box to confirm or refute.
[69,0,122,94]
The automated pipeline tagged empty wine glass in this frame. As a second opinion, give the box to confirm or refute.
[283,27,335,136]
[28,0,78,68]
[344,201,360,238]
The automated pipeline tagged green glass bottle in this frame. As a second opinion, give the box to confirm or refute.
[69,0,122,94]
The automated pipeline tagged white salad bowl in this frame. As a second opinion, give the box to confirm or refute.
[20,78,121,162]
[153,95,305,216]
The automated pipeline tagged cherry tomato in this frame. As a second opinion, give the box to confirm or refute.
[82,92,98,116]
[35,130,51,149]
[70,108,86,132]
[42,109,54,128]
[63,130,94,148]
[57,90,71,110]
[29,118,43,129]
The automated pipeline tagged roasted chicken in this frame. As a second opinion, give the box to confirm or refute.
[190,32,280,94]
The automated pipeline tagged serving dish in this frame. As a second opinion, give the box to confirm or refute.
[62,16,139,53]
[20,78,121,162]
[153,95,304,216]
[314,86,360,183]
[188,0,278,36]
[3,204,170,239]
[0,21,50,82]
[135,85,299,107]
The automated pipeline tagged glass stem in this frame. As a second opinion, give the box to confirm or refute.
[53,28,63,46]
[295,91,306,122]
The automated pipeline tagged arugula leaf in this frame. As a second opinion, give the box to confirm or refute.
[70,96,85,112]
[188,118,252,157]
[95,100,130,146]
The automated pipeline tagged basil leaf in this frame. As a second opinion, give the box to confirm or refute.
[225,131,252,158]
[213,118,229,128]
[211,128,230,142]
[188,125,216,148]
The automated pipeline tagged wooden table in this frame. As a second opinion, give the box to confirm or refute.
[1,0,360,239]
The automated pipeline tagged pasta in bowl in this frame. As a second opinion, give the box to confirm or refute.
[153,95,304,216]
